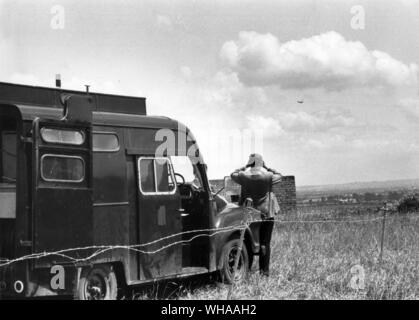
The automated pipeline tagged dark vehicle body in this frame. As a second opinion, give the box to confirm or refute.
[0,82,262,299]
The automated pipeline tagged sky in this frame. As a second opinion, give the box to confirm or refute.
[1,0,419,185]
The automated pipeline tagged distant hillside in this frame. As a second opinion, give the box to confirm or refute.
[297,178,419,196]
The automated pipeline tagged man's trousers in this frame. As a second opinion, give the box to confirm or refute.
[259,217,274,276]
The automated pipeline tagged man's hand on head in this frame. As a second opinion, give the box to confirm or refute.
[231,167,246,179]
[263,165,283,176]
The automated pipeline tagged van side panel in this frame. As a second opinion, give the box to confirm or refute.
[92,127,128,207]
[35,189,92,251]
[92,126,129,245]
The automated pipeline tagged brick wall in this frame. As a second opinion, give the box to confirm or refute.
[272,176,297,214]
[209,175,297,214]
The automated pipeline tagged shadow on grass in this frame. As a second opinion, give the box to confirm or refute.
[121,273,221,300]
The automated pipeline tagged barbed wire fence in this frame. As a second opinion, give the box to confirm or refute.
[0,209,418,299]
[0,215,399,268]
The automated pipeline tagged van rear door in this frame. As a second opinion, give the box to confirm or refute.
[32,99,93,257]
[0,113,18,260]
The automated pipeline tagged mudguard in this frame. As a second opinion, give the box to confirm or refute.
[213,204,263,269]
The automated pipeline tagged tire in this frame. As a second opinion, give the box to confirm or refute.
[220,238,249,284]
[248,253,254,271]
[75,265,118,300]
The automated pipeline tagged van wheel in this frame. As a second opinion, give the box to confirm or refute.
[75,265,118,300]
[220,239,249,284]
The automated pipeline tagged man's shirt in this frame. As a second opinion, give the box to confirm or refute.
[231,167,281,217]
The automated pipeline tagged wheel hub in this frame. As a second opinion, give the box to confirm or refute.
[85,274,107,300]
[228,247,244,280]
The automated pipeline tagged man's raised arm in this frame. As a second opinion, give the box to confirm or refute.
[231,166,246,184]
[264,166,283,184]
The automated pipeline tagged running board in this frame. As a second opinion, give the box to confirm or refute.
[180,267,209,275]
[127,267,210,286]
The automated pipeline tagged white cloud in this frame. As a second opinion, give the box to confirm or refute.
[246,110,357,138]
[277,110,356,132]
[243,110,393,154]
[220,31,419,90]
[156,14,173,30]
[180,66,192,79]
[400,0,419,6]
[304,135,346,150]
[398,98,419,120]
[246,115,285,137]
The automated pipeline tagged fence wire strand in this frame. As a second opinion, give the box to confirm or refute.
[0,214,406,268]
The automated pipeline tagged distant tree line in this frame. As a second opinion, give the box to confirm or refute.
[304,191,406,204]
[320,191,404,203]
[397,194,419,213]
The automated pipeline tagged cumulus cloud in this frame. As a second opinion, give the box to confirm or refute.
[246,110,357,137]
[277,110,356,132]
[220,31,419,90]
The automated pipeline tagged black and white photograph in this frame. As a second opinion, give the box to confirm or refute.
[0,0,418,305]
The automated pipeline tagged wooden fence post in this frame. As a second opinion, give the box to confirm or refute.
[379,208,387,263]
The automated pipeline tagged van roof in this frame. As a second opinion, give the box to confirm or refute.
[2,103,180,130]
[0,82,186,130]
[0,81,146,116]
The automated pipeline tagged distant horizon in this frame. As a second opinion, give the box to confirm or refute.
[297,177,419,189]
[210,176,419,189]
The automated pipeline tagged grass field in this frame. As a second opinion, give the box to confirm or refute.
[130,206,419,300]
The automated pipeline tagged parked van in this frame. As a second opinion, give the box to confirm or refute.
[0,82,263,299]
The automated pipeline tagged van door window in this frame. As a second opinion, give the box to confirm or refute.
[170,156,203,189]
[93,132,120,152]
[138,157,176,195]
[170,156,206,215]
[41,128,85,145]
[1,132,17,183]
[139,158,155,192]
[41,154,85,183]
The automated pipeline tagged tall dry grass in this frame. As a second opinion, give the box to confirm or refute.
[183,209,419,300]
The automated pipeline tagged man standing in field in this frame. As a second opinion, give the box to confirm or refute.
[231,153,282,276]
